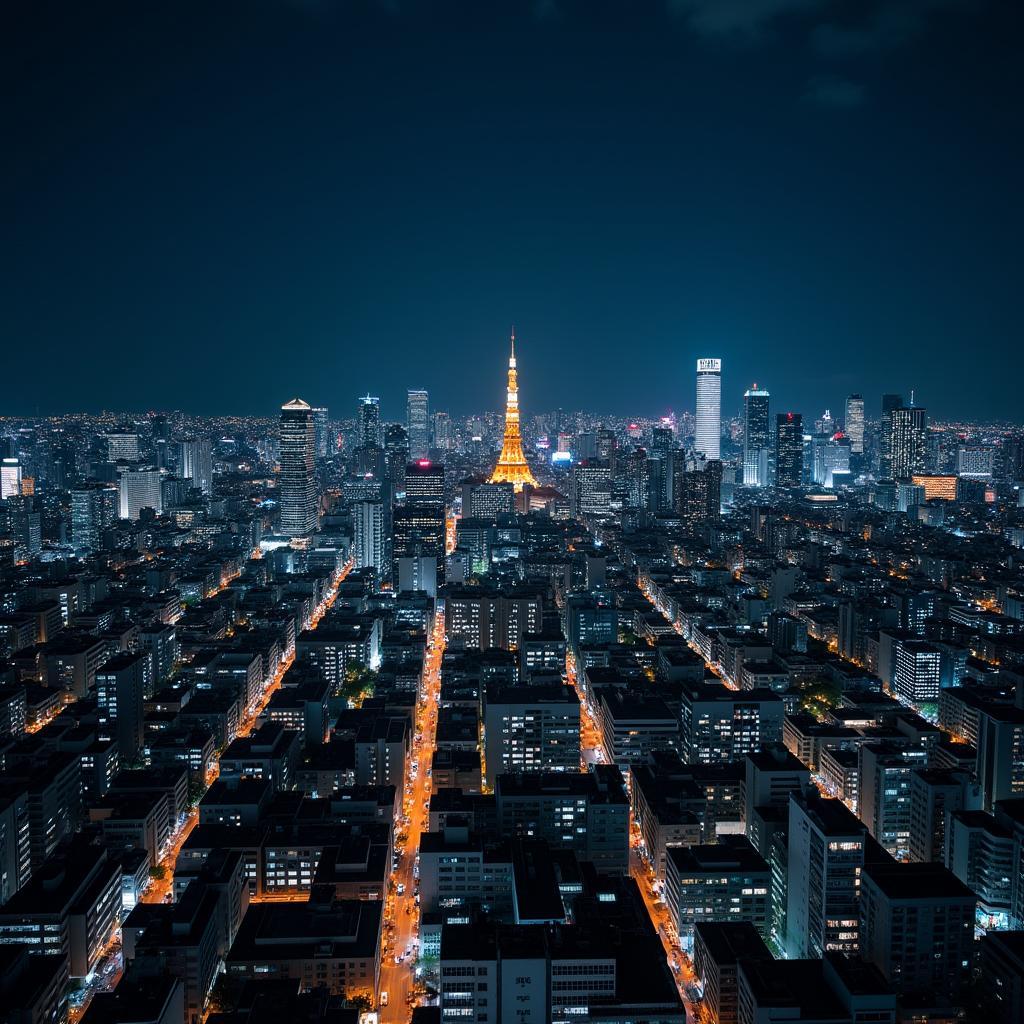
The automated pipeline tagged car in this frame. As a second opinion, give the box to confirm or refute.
[397,883,406,895]
[394,955,401,965]
[380,991,389,1007]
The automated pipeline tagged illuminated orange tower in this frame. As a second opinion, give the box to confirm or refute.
[489,330,537,491]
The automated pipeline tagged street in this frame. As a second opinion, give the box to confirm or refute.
[376,606,446,1021]
[567,648,700,1021]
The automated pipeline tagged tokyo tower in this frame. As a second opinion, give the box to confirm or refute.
[489,330,537,491]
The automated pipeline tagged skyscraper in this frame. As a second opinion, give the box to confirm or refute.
[775,413,803,488]
[890,406,927,478]
[675,460,722,529]
[71,483,119,553]
[354,500,387,584]
[279,398,319,538]
[0,458,22,499]
[118,467,163,519]
[743,385,771,486]
[845,394,865,455]
[433,411,453,451]
[407,389,430,461]
[879,393,904,478]
[178,438,213,495]
[695,358,722,461]
[312,406,331,460]
[490,331,538,491]
[358,395,381,450]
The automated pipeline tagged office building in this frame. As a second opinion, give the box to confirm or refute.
[893,640,942,706]
[104,428,140,463]
[675,461,722,529]
[879,393,903,478]
[483,683,581,779]
[786,792,866,959]
[695,357,722,461]
[96,652,149,763]
[908,768,982,865]
[743,385,771,486]
[945,809,1014,923]
[407,388,430,460]
[353,500,387,584]
[958,444,996,480]
[890,405,927,478]
[178,437,213,496]
[446,587,543,651]
[665,837,770,940]
[681,686,785,764]
[496,767,630,874]
[312,405,330,460]
[570,460,612,516]
[70,483,119,552]
[775,413,803,488]
[1,457,22,499]
[118,466,162,520]
[979,931,1024,1024]
[357,395,381,449]
[736,956,896,1024]
[278,398,319,538]
[859,743,929,859]
[0,838,121,979]
[860,861,975,1005]
[693,922,773,1024]
[844,394,865,455]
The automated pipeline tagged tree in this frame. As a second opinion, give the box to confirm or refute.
[340,660,377,705]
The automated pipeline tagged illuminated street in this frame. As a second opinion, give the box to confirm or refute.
[568,648,699,1020]
[377,606,446,1020]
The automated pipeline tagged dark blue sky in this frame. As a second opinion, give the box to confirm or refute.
[4,0,1022,422]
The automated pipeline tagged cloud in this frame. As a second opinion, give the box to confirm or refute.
[803,74,866,107]
[532,0,562,21]
[665,0,829,36]
[811,0,972,57]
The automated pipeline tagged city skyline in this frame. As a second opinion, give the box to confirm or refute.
[5,3,1023,421]
[4,5,1024,1024]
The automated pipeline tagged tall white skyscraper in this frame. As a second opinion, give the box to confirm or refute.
[354,500,387,584]
[279,398,319,538]
[407,388,430,460]
[694,358,722,461]
[118,467,163,520]
[179,438,213,495]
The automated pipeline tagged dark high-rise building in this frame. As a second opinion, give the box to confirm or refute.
[775,413,803,488]
[394,459,445,585]
[879,393,904,477]
[651,426,674,451]
[675,461,722,529]
[357,395,381,449]
[890,405,927,478]
[279,398,319,538]
[844,394,865,455]
[407,389,430,461]
[743,385,771,487]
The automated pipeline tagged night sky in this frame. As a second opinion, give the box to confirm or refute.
[4,1,1022,422]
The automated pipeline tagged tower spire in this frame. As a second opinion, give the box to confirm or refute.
[489,328,537,492]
